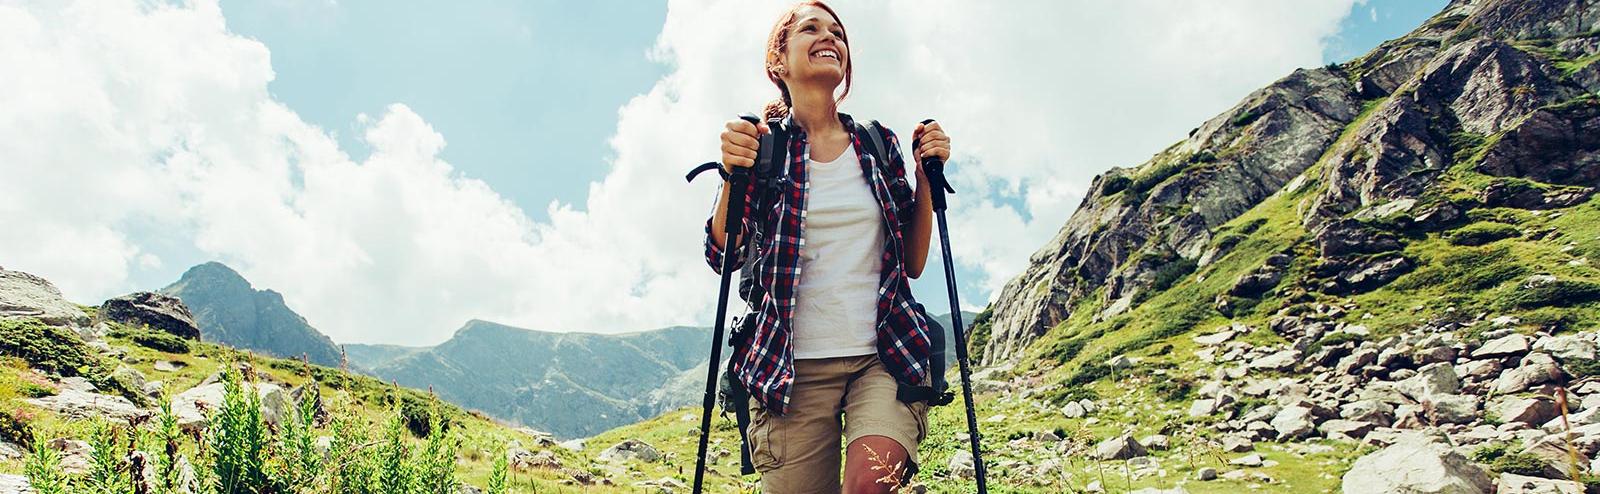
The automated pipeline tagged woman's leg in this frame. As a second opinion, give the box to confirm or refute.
[843,435,911,494]
[840,355,929,494]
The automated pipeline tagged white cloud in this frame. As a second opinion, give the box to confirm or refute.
[0,0,1360,345]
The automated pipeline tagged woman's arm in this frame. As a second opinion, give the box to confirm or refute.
[903,121,950,279]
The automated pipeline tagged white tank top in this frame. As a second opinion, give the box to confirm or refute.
[793,142,884,359]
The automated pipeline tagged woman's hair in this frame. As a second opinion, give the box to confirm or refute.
[763,1,852,120]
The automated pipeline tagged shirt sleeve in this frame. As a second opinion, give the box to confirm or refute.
[703,177,759,274]
[879,126,918,232]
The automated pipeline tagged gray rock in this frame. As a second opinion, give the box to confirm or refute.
[0,441,23,461]
[599,439,660,463]
[0,267,90,329]
[1342,400,1396,427]
[25,377,145,422]
[1498,473,1582,494]
[1473,334,1530,359]
[1427,394,1482,425]
[1193,330,1237,346]
[1534,334,1597,362]
[97,291,201,340]
[558,439,586,452]
[46,438,93,475]
[1140,434,1170,450]
[948,450,976,480]
[1231,453,1265,467]
[1062,401,1087,419]
[1492,396,1559,426]
[1340,433,1492,494]
[1271,406,1319,440]
[1250,349,1300,372]
[1338,349,1380,375]
[1496,353,1563,394]
[1220,435,1254,453]
[1094,433,1148,460]
[1197,467,1218,481]
[1397,363,1461,402]
[0,474,30,494]
[1320,419,1377,441]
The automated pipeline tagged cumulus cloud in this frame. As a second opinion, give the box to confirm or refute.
[0,0,1360,345]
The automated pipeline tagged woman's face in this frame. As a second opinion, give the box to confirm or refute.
[778,6,848,93]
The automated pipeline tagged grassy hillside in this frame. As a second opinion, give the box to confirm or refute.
[0,316,745,493]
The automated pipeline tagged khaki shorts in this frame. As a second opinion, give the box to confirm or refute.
[747,354,930,494]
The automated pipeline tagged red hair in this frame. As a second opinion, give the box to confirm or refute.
[763,1,852,120]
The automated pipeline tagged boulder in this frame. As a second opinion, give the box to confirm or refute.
[0,474,29,494]
[1094,434,1148,460]
[1320,420,1377,441]
[1498,473,1582,494]
[25,377,145,423]
[1492,396,1559,426]
[1340,433,1492,494]
[1496,353,1563,394]
[1534,335,1597,362]
[1397,364,1461,402]
[1426,394,1482,425]
[1341,400,1396,427]
[599,439,660,463]
[1250,349,1301,372]
[97,292,201,340]
[1472,334,1530,359]
[948,450,976,480]
[0,267,91,329]
[1271,406,1319,440]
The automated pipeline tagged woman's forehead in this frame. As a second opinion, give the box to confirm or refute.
[793,6,840,28]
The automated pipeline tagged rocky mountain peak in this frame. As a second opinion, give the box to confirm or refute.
[977,0,1600,365]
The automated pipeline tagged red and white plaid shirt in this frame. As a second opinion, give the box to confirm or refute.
[704,113,933,415]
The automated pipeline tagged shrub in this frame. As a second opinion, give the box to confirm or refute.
[1471,441,1510,463]
[1101,174,1132,196]
[126,329,192,354]
[0,408,32,449]
[1445,222,1520,246]
[1490,452,1549,476]
[1150,377,1195,402]
[24,439,68,494]
[1505,279,1600,309]
[0,319,102,378]
[1565,358,1600,379]
[208,365,271,493]
[1150,258,1199,294]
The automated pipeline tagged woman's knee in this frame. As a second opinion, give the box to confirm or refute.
[844,435,910,494]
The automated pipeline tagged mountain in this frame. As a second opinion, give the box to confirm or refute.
[976,0,1600,367]
[365,320,709,438]
[342,342,427,371]
[161,262,344,367]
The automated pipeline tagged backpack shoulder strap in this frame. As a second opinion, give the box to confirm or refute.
[856,120,892,174]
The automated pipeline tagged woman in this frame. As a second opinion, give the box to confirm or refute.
[702,2,952,492]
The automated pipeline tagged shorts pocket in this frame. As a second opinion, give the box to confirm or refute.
[905,401,930,444]
[749,404,784,471]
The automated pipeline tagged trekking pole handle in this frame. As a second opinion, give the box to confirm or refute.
[913,119,955,212]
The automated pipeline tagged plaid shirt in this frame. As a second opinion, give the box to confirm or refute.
[703,113,933,416]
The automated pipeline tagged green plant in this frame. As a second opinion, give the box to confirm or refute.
[24,438,69,494]
[377,407,414,494]
[0,408,32,449]
[1490,452,1550,476]
[1505,279,1600,309]
[328,406,377,494]
[127,329,192,354]
[486,441,510,494]
[85,421,131,494]
[273,383,322,489]
[207,364,271,493]
[413,398,460,494]
[1445,222,1520,246]
[1472,441,1510,463]
[1150,377,1195,402]
[1565,358,1600,379]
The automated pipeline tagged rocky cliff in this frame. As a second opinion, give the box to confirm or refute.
[979,0,1600,366]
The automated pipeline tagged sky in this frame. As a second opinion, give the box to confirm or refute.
[0,0,1445,346]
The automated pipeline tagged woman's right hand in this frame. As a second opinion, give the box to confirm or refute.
[720,118,769,172]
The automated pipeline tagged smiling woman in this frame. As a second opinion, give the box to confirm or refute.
[701,1,956,493]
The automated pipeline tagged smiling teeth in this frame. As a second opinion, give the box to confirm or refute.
[814,50,838,60]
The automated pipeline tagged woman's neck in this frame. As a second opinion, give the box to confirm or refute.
[788,84,840,136]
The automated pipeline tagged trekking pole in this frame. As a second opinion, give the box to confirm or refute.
[687,115,771,494]
[916,118,989,492]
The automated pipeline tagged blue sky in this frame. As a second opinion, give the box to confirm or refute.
[3,0,1450,344]
[219,0,1443,331]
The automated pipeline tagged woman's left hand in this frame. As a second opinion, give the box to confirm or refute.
[911,121,951,173]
